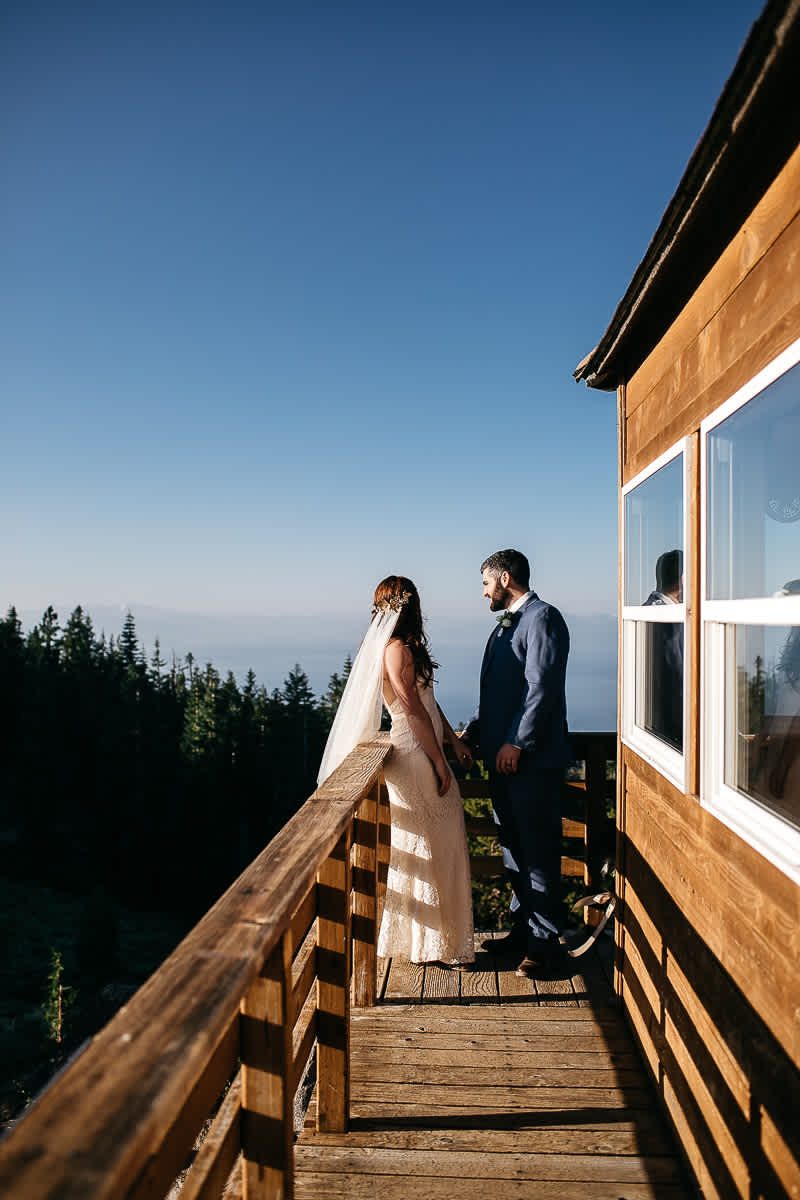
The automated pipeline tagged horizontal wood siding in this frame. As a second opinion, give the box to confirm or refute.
[623,141,800,482]
[617,144,800,1196]
[619,752,800,1198]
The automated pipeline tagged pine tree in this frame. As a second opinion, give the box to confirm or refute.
[119,612,139,669]
[0,608,26,824]
[62,606,96,667]
[320,655,352,728]
[150,638,167,683]
[28,606,61,663]
[282,664,315,711]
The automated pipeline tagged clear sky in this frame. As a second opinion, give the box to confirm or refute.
[2,0,764,724]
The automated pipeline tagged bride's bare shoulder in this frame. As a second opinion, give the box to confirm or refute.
[384,637,412,667]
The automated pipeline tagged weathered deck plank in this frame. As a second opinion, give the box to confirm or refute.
[294,1175,689,1199]
[295,946,693,1197]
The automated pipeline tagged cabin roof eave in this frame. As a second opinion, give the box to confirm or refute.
[574,0,800,392]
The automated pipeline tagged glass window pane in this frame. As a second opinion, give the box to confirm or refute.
[636,621,684,752]
[625,456,683,606]
[707,360,800,601]
[726,624,800,832]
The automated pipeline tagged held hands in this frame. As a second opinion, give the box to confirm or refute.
[495,743,521,775]
[451,737,473,769]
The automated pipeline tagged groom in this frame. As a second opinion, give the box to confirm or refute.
[462,549,571,977]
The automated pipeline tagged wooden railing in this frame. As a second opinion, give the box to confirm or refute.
[0,731,615,1200]
[462,731,617,902]
[0,737,393,1200]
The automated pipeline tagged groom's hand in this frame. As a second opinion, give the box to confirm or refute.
[452,738,473,769]
[496,743,521,774]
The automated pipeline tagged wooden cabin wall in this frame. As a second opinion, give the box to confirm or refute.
[616,143,800,1199]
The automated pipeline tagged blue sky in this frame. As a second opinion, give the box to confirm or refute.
[2,0,763,724]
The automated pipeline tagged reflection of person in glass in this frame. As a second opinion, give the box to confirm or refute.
[643,549,684,750]
[752,584,800,828]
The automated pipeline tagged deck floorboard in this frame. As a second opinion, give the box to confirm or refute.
[295,936,695,1197]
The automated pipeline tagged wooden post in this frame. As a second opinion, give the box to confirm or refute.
[352,783,379,1007]
[376,774,391,923]
[240,932,294,1200]
[316,828,352,1132]
[584,738,609,927]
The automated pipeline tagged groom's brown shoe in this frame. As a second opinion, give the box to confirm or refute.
[515,955,551,979]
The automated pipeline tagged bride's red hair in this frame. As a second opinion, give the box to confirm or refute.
[373,576,438,686]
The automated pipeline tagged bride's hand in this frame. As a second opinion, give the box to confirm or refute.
[433,756,451,796]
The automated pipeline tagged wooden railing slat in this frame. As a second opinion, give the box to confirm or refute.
[240,932,294,1200]
[127,1016,239,1200]
[179,1072,242,1200]
[288,885,317,960]
[289,927,317,1029]
[352,782,380,1007]
[316,829,352,1134]
[466,815,587,839]
[469,853,591,878]
[291,991,318,1095]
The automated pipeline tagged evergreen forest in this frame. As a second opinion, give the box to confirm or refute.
[0,604,351,1128]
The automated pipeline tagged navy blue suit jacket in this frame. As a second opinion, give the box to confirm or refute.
[464,593,571,770]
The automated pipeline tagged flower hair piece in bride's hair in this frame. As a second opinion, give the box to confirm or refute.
[375,590,411,615]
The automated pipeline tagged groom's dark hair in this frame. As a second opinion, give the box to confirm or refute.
[481,549,530,589]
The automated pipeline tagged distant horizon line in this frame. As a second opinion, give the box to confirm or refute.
[10,598,618,625]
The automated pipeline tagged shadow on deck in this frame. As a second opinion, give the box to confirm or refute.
[293,934,696,1199]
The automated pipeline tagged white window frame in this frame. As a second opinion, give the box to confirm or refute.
[621,438,690,792]
[701,335,800,884]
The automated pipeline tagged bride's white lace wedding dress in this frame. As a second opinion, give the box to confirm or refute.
[377,681,475,964]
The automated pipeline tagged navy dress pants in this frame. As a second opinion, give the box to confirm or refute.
[490,765,565,960]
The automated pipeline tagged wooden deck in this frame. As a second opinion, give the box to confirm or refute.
[294,934,695,1199]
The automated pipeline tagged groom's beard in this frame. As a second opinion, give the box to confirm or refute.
[489,585,512,612]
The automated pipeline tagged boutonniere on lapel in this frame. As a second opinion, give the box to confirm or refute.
[496,610,514,633]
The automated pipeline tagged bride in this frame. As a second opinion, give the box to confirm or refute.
[318,576,475,967]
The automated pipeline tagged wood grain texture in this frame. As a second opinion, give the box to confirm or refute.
[316,830,352,1134]
[288,886,317,960]
[623,755,800,1063]
[293,1174,689,1200]
[460,934,498,1001]
[421,961,460,1002]
[351,785,378,1007]
[291,990,317,1095]
[179,1074,243,1200]
[625,141,800,422]
[296,997,691,1197]
[618,753,800,1198]
[625,210,800,479]
[240,934,293,1199]
[289,926,317,1028]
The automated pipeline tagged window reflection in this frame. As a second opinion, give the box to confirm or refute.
[625,455,683,607]
[637,621,684,752]
[708,360,800,601]
[728,624,800,832]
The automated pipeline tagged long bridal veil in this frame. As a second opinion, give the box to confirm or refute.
[317,606,401,785]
